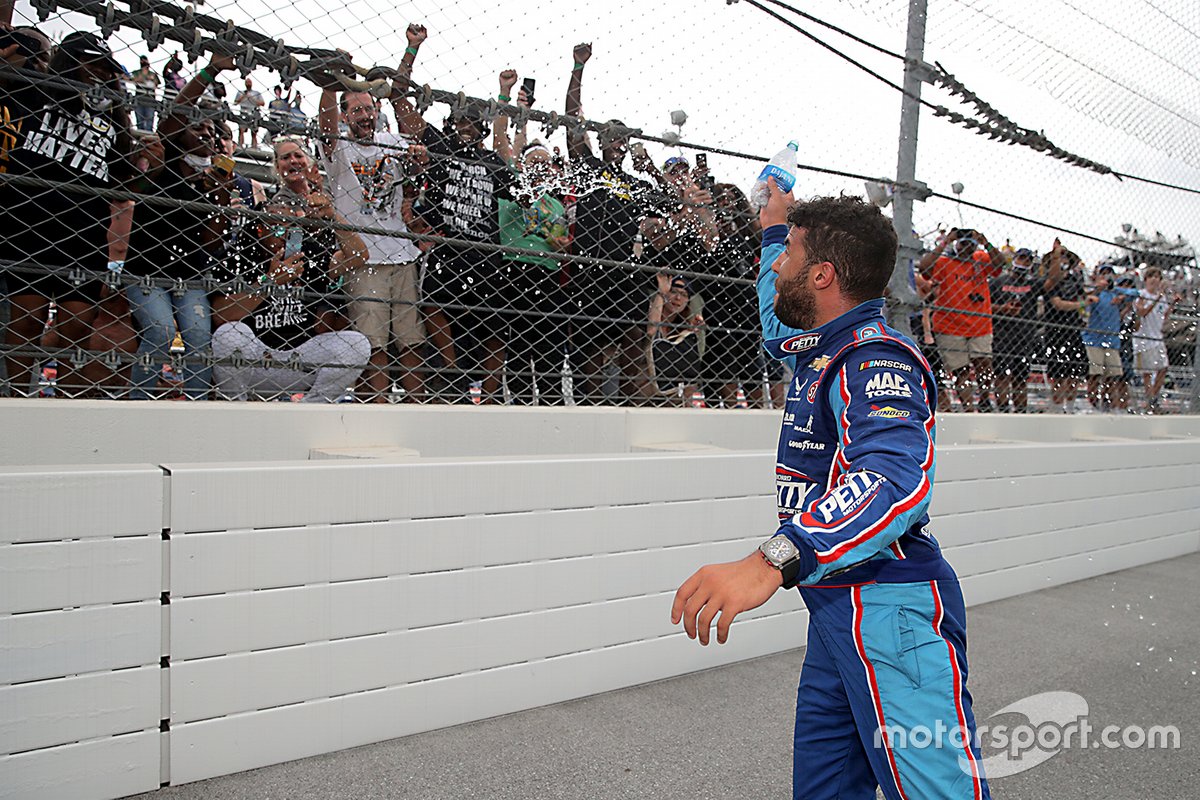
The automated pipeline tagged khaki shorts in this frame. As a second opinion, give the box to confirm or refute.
[1086,345,1123,378]
[344,261,424,350]
[935,333,993,373]
[1134,343,1168,373]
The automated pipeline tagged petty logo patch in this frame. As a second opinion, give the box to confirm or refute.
[780,333,822,353]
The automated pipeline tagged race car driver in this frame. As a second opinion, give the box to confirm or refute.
[671,177,990,800]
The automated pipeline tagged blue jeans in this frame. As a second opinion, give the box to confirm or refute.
[134,104,156,132]
[126,286,212,400]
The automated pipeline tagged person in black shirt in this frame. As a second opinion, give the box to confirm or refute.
[1041,238,1088,412]
[705,183,765,407]
[2,30,135,396]
[122,53,238,400]
[210,138,371,402]
[393,39,516,402]
[988,247,1040,412]
[564,41,666,404]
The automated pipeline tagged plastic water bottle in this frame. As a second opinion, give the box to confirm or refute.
[750,141,799,210]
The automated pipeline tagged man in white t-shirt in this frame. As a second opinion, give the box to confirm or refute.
[1133,267,1180,413]
[318,46,429,402]
[233,78,265,148]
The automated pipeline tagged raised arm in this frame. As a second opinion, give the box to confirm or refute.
[564,41,593,161]
[918,230,953,273]
[973,230,1005,277]
[493,69,519,165]
[646,272,672,341]
[756,178,804,366]
[390,23,429,139]
[318,85,340,151]
[159,52,234,140]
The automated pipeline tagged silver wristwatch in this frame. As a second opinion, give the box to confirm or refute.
[759,534,803,588]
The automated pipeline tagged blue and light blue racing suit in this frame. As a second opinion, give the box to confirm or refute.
[759,223,990,800]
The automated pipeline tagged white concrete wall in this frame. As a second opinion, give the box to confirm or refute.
[1,398,1199,466]
[1,402,1198,798]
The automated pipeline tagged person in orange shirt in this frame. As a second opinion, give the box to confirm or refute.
[918,228,1004,411]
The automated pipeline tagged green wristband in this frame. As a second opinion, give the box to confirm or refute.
[498,94,510,103]
[573,62,585,71]
[405,46,419,56]
[197,67,213,84]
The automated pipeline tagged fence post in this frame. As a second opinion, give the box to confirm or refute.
[887,0,930,340]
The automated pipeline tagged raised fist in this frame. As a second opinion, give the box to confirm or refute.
[406,24,428,47]
[499,68,518,94]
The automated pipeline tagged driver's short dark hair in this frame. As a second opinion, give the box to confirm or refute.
[787,195,898,305]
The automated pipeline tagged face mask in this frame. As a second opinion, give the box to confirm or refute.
[183,154,212,171]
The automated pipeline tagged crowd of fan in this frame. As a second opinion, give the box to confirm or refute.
[0,19,1191,412]
[914,229,1190,415]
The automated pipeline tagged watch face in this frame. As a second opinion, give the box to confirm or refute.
[765,537,796,564]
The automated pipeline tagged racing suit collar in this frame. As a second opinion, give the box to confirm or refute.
[764,298,886,366]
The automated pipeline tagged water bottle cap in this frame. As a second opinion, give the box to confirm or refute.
[787,141,799,150]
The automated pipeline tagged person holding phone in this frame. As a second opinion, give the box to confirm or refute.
[917,227,1004,411]
[121,53,239,399]
[209,138,370,402]
[494,70,572,404]
[391,30,516,404]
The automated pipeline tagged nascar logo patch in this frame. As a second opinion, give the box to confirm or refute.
[859,359,913,373]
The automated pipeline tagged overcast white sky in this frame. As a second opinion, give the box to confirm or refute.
[16,0,1200,263]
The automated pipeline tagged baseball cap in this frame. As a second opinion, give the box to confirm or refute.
[1096,264,1116,274]
[1015,247,1034,259]
[670,276,691,295]
[663,156,690,173]
[58,31,122,74]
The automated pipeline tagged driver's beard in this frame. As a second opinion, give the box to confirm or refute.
[775,267,817,330]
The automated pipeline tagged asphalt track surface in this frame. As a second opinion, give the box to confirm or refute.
[134,553,1200,800]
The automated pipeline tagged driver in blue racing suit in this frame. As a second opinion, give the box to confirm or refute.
[672,179,990,800]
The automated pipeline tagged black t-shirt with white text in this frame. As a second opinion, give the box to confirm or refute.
[213,220,344,350]
[418,125,514,266]
[2,81,127,271]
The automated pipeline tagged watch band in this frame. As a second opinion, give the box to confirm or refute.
[779,557,803,589]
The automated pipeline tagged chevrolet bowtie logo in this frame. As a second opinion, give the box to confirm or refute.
[810,355,831,371]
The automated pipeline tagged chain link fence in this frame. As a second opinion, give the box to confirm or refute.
[1,0,1197,412]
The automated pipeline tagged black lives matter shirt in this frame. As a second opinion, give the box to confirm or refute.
[213,222,343,350]
[2,82,124,271]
